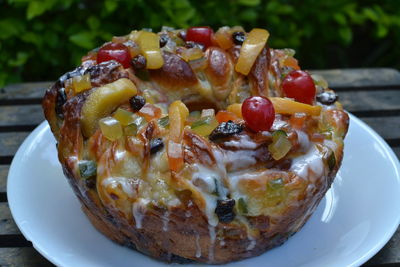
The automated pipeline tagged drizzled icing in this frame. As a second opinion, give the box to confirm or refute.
[208,225,216,261]
[102,177,138,198]
[195,233,201,258]
[132,198,150,229]
[290,145,324,179]
[162,210,169,231]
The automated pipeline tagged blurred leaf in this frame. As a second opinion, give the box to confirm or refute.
[104,0,118,13]
[0,19,24,39]
[238,0,260,7]
[338,27,352,44]
[87,16,100,30]
[69,31,95,49]
[9,51,29,67]
[27,0,53,20]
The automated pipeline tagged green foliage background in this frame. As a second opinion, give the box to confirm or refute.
[1,0,399,87]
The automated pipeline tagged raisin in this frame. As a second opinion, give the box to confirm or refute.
[150,138,164,154]
[209,121,244,141]
[178,30,187,41]
[85,178,96,189]
[55,88,67,118]
[131,55,147,69]
[316,91,338,105]
[215,199,236,223]
[159,33,169,48]
[232,31,246,45]
[185,41,205,51]
[130,95,146,111]
[58,66,85,83]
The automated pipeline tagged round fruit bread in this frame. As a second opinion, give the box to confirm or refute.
[42,26,349,264]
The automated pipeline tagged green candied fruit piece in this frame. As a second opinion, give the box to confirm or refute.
[124,123,138,136]
[237,197,248,214]
[327,150,336,171]
[268,130,292,160]
[79,160,97,179]
[158,116,169,128]
[266,178,286,206]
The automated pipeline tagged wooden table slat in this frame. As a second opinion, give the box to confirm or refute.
[0,105,44,127]
[0,166,9,192]
[360,117,400,140]
[0,82,52,100]
[339,90,400,112]
[311,68,400,88]
[0,203,21,235]
[0,248,54,267]
[0,132,30,157]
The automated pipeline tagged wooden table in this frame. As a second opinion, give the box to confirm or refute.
[0,68,399,266]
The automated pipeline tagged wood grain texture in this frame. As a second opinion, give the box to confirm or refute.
[360,116,400,140]
[0,132,30,156]
[0,248,53,267]
[0,82,51,100]
[365,227,400,266]
[0,203,20,235]
[312,68,400,89]
[0,165,8,192]
[0,105,43,127]
[339,90,400,112]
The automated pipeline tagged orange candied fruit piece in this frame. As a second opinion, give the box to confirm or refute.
[138,103,162,121]
[216,110,238,123]
[289,113,307,129]
[283,56,300,70]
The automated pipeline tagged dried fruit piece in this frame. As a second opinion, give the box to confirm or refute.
[215,199,236,223]
[242,96,275,132]
[209,121,243,141]
[235,28,269,75]
[137,31,164,69]
[130,95,146,111]
[99,117,123,141]
[268,130,292,160]
[150,138,164,154]
[81,78,137,137]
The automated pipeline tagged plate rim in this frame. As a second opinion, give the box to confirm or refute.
[7,114,400,267]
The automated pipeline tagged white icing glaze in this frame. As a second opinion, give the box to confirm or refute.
[290,145,324,179]
[324,139,338,152]
[247,235,256,251]
[295,130,310,152]
[132,198,150,229]
[223,134,258,149]
[102,177,138,198]
[162,210,169,231]
[223,150,257,170]
[195,233,201,258]
[208,225,216,262]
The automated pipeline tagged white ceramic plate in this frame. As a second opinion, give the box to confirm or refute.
[8,114,400,267]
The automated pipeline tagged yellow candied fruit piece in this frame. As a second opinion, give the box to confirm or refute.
[214,26,234,50]
[191,116,219,137]
[235,28,269,75]
[269,97,321,116]
[180,47,204,62]
[81,78,137,137]
[168,100,189,142]
[113,108,134,126]
[137,31,164,69]
[99,117,122,141]
[72,74,92,93]
[227,103,243,118]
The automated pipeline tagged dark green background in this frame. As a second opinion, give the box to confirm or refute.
[1,0,399,87]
